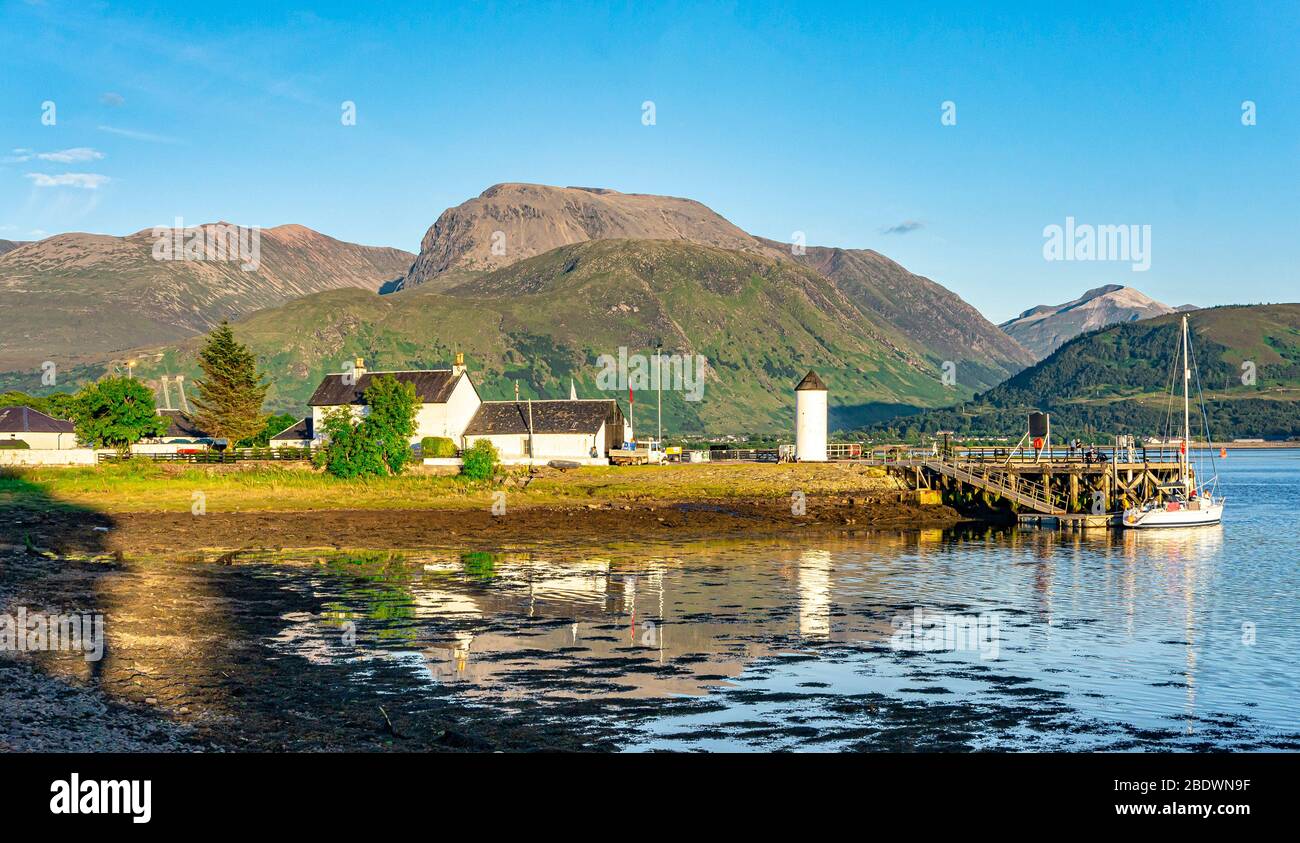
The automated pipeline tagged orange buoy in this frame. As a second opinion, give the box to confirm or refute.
[1219,447,1227,458]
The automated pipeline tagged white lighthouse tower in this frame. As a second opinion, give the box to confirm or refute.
[794,370,828,462]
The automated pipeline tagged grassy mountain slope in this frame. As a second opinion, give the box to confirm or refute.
[27,240,985,434]
[866,304,1300,441]
[0,224,412,370]
[760,238,1035,387]
[397,183,1029,390]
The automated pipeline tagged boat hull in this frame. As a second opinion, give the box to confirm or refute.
[1122,502,1224,529]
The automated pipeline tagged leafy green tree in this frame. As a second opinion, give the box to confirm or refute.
[191,321,269,444]
[43,391,81,420]
[361,375,419,474]
[421,436,458,457]
[73,377,168,451]
[238,412,299,448]
[0,390,78,419]
[312,409,386,478]
[461,439,499,480]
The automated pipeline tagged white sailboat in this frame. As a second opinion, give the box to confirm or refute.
[1122,314,1226,529]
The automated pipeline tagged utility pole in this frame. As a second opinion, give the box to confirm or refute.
[655,342,663,446]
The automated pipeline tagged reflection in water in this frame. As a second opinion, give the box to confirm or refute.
[798,549,832,639]
[8,453,1297,752]
[248,512,1297,750]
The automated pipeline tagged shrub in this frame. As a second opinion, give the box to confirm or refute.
[313,376,419,478]
[313,409,386,478]
[460,439,499,481]
[362,375,418,475]
[421,436,458,458]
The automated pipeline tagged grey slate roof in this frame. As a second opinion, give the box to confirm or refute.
[270,417,314,441]
[0,406,74,433]
[464,400,618,436]
[795,370,827,391]
[158,409,210,439]
[308,370,462,407]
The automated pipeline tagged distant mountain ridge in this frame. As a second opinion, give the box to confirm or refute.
[869,304,1300,441]
[999,284,1194,360]
[0,239,25,257]
[0,225,413,369]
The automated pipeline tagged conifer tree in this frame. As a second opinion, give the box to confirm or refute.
[191,321,269,443]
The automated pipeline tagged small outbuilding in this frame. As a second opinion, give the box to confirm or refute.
[269,417,314,448]
[154,409,213,444]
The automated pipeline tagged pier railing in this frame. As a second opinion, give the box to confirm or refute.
[824,443,1188,466]
[920,459,1065,515]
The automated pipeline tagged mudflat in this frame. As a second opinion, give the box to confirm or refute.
[1,461,972,556]
[4,495,963,557]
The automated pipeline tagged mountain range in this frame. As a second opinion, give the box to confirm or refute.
[0,225,412,370]
[1,183,1288,438]
[999,284,1196,360]
[0,184,1035,432]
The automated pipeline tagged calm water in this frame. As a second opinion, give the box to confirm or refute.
[8,450,1299,751]
[262,448,1299,750]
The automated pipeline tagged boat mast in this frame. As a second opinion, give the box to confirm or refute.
[1182,315,1192,496]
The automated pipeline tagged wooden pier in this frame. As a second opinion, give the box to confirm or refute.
[860,447,1195,526]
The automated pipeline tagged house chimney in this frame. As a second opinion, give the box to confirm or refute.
[452,351,466,377]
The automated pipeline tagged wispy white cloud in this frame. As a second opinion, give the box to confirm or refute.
[100,91,125,106]
[880,220,924,235]
[97,125,178,144]
[25,172,111,189]
[4,147,106,164]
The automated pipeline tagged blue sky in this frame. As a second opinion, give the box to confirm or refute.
[1,0,1295,321]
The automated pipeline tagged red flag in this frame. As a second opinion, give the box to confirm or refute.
[629,385,634,405]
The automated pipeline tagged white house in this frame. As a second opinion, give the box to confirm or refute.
[305,359,632,463]
[306,357,482,446]
[0,406,78,449]
[462,399,628,464]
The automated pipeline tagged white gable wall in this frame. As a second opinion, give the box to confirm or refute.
[418,374,481,444]
[0,430,75,449]
[311,373,483,446]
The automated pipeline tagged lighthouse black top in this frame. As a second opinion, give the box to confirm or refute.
[795,370,827,391]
